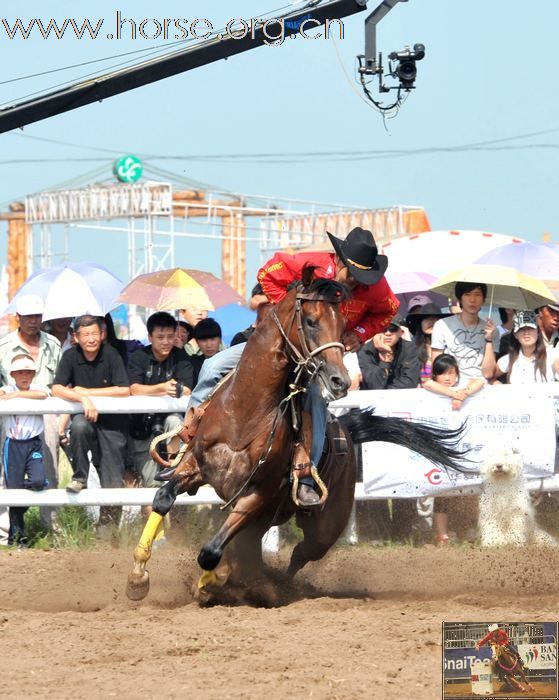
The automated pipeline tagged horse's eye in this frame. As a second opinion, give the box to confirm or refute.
[305,317,319,330]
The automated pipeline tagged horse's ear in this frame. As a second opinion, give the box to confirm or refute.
[301,265,318,288]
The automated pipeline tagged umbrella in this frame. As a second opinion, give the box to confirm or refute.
[209,303,256,345]
[474,241,559,280]
[385,270,449,311]
[381,230,524,277]
[117,268,246,311]
[429,264,557,312]
[4,262,124,321]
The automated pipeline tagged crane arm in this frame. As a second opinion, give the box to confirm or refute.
[0,0,367,134]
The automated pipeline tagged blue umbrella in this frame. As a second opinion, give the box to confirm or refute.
[474,241,559,280]
[209,302,255,346]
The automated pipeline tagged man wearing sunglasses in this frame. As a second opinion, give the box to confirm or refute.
[357,315,420,391]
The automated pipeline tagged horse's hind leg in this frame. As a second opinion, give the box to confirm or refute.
[126,467,203,601]
[196,491,265,590]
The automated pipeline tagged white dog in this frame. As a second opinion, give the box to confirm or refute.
[478,446,557,547]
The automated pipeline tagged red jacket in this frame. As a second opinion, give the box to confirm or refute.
[477,629,509,647]
[257,251,399,343]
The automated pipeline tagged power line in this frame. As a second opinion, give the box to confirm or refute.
[2,142,559,166]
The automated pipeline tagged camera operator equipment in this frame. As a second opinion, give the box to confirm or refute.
[356,0,425,115]
[388,43,424,89]
[128,312,194,487]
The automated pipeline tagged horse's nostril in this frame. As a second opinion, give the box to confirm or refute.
[330,374,349,392]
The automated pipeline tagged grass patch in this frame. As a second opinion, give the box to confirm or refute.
[24,505,96,549]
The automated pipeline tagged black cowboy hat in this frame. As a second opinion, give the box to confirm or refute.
[326,227,388,286]
[406,303,452,335]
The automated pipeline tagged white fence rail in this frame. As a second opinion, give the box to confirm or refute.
[0,385,557,506]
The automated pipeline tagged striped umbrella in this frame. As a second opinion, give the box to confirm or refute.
[117,268,245,311]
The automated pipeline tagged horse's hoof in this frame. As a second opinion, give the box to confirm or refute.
[197,569,221,590]
[126,570,150,601]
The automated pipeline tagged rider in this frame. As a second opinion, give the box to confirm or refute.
[181,227,399,505]
[476,624,522,663]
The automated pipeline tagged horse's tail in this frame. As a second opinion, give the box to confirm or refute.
[339,406,468,473]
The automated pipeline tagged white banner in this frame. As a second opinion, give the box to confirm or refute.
[518,642,557,670]
[331,384,558,499]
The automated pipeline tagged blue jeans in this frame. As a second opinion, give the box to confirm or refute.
[305,382,327,467]
[189,343,247,407]
[189,342,327,467]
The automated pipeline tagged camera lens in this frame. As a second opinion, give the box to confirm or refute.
[396,60,417,86]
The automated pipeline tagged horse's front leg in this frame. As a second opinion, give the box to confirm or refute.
[196,491,265,590]
[516,663,533,691]
[126,469,203,600]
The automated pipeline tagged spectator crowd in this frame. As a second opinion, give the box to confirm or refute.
[1,259,558,549]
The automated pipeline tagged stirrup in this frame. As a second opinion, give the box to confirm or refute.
[291,464,328,508]
[150,403,208,468]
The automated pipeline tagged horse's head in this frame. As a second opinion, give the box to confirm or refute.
[491,643,506,659]
[274,267,351,401]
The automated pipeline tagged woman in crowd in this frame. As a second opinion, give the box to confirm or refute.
[406,302,452,386]
[487,309,559,383]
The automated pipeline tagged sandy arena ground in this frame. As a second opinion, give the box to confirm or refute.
[0,543,558,700]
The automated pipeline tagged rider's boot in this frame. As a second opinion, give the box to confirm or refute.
[292,442,321,506]
[291,411,323,507]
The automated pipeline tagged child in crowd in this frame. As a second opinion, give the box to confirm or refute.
[423,353,485,410]
[0,354,49,547]
[424,354,484,545]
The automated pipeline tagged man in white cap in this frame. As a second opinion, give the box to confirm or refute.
[476,623,523,665]
[0,294,61,527]
[0,354,49,546]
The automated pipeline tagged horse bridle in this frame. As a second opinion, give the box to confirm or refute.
[271,293,345,386]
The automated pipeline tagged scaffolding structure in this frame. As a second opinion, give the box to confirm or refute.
[0,179,430,302]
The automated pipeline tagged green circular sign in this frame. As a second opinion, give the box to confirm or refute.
[113,155,143,183]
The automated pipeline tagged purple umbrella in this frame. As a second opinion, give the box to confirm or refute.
[385,270,449,312]
[474,241,559,280]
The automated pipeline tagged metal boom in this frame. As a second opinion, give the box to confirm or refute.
[0,0,368,133]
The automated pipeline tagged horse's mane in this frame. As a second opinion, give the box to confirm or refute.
[300,273,350,303]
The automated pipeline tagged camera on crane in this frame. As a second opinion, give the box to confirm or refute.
[388,43,425,89]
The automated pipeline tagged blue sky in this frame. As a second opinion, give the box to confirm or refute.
[1,0,558,290]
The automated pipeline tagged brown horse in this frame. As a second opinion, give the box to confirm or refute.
[126,272,466,604]
[490,643,533,693]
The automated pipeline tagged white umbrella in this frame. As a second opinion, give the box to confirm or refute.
[381,230,525,277]
[5,262,124,321]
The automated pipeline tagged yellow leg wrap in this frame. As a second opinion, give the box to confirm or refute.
[197,569,222,590]
[134,512,164,563]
